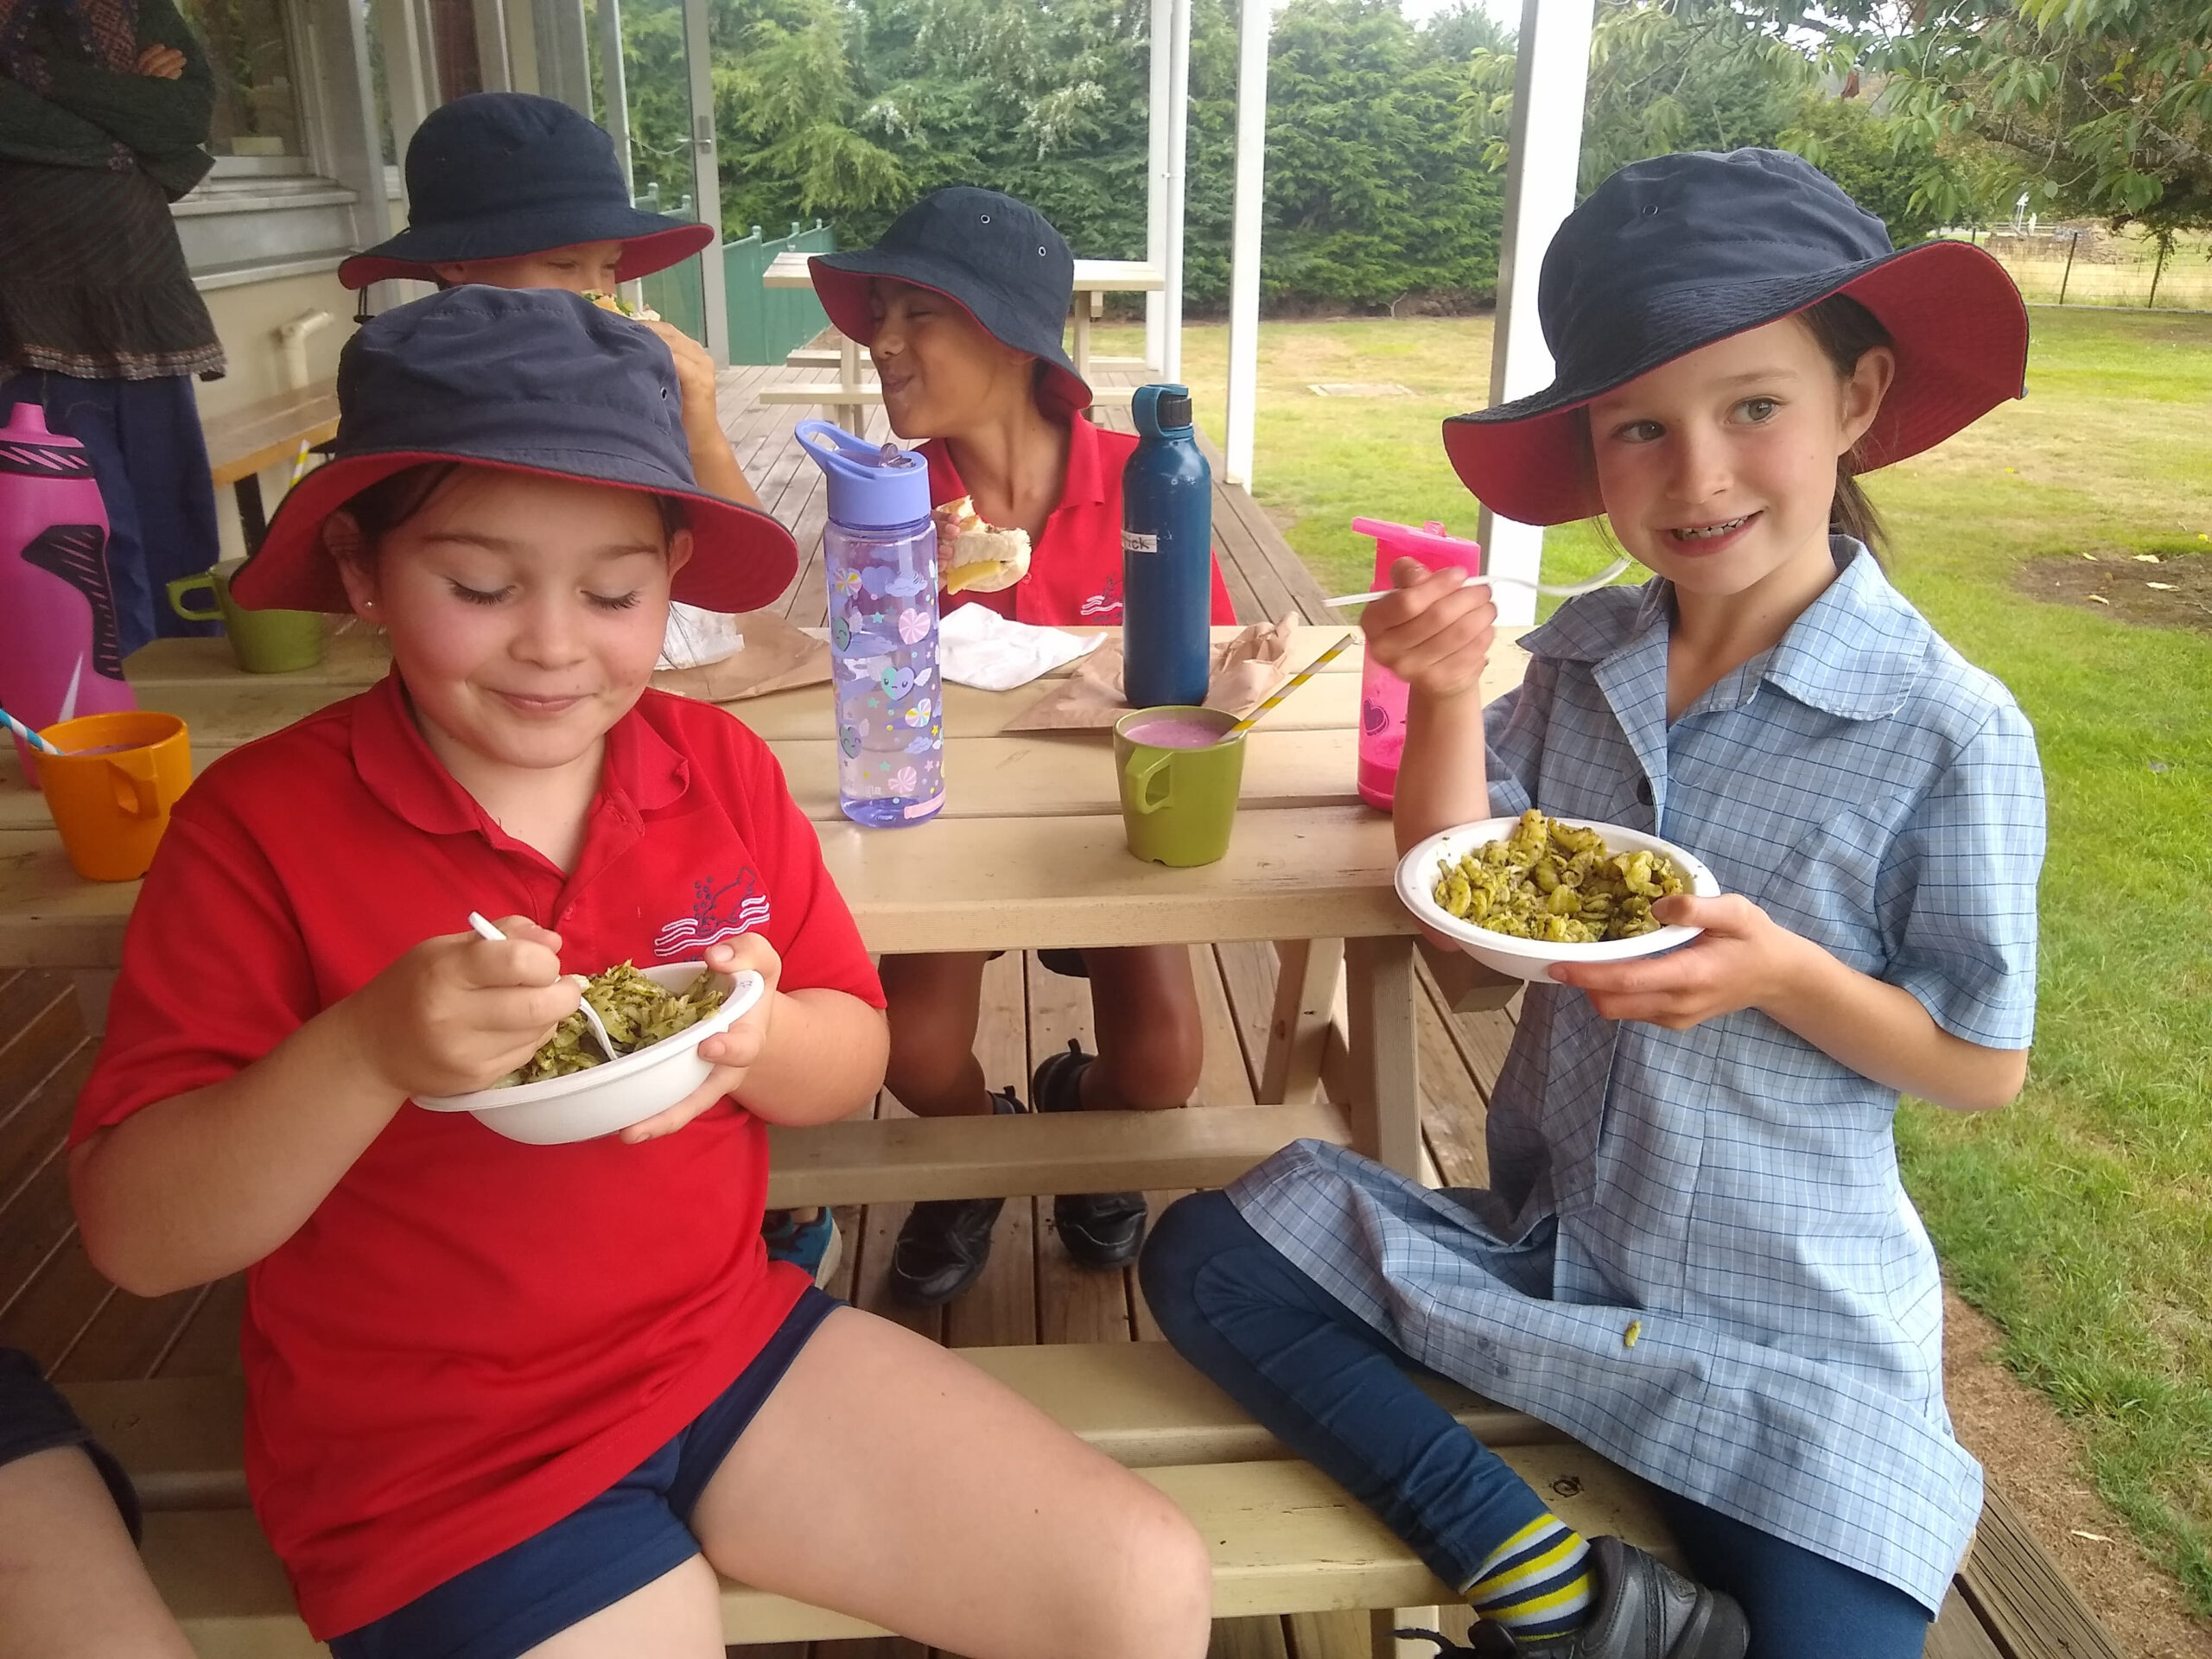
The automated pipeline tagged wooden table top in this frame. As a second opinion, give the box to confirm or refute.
[0,626,1528,967]
[764,251,1166,294]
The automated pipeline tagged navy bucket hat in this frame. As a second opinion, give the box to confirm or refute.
[1443,148,2029,527]
[232,287,798,615]
[808,187,1090,416]
[338,94,712,289]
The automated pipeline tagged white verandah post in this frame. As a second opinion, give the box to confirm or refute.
[679,0,730,365]
[1160,0,1193,386]
[1479,0,1594,626]
[1222,0,1270,488]
[1144,0,1171,374]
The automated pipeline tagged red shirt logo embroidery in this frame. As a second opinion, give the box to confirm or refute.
[655,870,771,957]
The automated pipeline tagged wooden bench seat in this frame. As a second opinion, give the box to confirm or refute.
[754,381,885,406]
[199,383,340,552]
[764,1098,1353,1209]
[66,1344,1678,1654]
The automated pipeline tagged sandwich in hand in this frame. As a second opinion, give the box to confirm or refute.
[934,496,1032,594]
[582,289,664,321]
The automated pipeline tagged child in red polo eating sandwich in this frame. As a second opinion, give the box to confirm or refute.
[804,188,1239,1307]
[67,287,1211,1659]
[338,92,761,513]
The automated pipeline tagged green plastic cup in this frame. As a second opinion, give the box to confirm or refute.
[168,559,325,674]
[1114,705,1247,868]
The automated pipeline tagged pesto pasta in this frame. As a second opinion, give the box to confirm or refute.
[1432,810,1688,944]
[502,963,727,1085]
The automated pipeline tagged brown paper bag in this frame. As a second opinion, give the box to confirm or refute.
[651,609,830,703]
[1003,616,1299,731]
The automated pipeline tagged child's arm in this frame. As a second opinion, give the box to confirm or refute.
[1551,895,2027,1111]
[643,321,765,509]
[1361,558,1500,855]
[618,932,888,1141]
[69,922,577,1297]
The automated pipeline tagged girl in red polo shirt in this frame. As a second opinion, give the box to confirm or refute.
[67,287,1211,1659]
[807,188,1237,1307]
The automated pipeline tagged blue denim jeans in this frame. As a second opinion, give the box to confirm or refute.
[1139,1191,1933,1659]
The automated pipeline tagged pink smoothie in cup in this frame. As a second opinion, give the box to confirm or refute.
[1123,715,1224,749]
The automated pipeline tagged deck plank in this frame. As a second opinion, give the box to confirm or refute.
[1957,1485,2126,1659]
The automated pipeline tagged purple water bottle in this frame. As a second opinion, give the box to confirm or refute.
[0,403,135,780]
[1352,517,1482,811]
[797,421,945,827]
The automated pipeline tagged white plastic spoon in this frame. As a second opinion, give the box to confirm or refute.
[467,911,618,1063]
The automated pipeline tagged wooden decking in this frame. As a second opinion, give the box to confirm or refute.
[0,360,2126,1657]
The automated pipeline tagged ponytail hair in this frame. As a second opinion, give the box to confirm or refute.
[1794,294,1895,564]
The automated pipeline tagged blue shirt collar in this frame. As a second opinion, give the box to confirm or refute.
[1520,538,1930,722]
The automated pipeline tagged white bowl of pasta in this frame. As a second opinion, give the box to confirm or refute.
[1394,812,1722,982]
[414,964,766,1145]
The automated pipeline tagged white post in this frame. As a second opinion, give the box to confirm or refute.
[1478,0,1594,626]
[680,0,730,364]
[1144,0,1171,375]
[1223,0,1270,488]
[596,0,649,313]
[1160,0,1192,385]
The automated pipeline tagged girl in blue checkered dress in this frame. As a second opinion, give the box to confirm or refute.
[1140,150,2045,1659]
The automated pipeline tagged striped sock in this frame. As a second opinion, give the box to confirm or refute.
[1463,1515,1595,1649]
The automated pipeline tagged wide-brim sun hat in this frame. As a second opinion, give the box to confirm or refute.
[337,93,713,289]
[231,286,798,615]
[808,187,1091,416]
[1443,148,2029,527]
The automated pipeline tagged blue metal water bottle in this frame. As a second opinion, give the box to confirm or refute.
[796,421,945,827]
[1122,385,1212,709]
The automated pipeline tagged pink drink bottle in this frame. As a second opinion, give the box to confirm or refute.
[1352,517,1482,811]
[0,403,135,780]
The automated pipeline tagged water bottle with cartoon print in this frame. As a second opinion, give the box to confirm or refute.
[798,421,945,826]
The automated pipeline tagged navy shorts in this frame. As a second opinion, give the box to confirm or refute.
[328,1287,840,1659]
[0,1346,141,1539]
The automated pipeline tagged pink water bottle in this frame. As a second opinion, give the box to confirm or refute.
[0,403,135,779]
[1353,517,1482,811]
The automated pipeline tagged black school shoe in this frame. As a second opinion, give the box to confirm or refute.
[1402,1538,1749,1657]
[887,1089,1025,1307]
[1033,1040,1149,1269]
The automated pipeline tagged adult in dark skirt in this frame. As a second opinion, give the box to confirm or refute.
[0,0,226,657]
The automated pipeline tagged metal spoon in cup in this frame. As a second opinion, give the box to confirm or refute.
[466,911,618,1063]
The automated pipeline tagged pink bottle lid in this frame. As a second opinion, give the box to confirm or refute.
[1351,517,1483,567]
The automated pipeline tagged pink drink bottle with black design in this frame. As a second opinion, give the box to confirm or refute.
[0,403,135,781]
[1352,517,1481,811]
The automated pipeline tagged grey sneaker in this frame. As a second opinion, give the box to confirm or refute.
[1399,1536,1749,1657]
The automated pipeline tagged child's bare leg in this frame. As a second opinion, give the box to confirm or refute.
[518,1555,722,1659]
[1084,944,1205,1111]
[694,1307,1211,1659]
[0,1446,192,1659]
[880,950,995,1116]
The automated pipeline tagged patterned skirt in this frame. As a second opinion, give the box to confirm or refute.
[0,158,225,381]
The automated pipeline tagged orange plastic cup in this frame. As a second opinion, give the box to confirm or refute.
[33,710,193,881]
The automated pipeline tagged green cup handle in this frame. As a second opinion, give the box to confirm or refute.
[1125,749,1175,815]
[105,751,162,818]
[167,570,222,624]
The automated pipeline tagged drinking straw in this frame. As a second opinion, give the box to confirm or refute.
[1218,634,1357,741]
[0,708,64,756]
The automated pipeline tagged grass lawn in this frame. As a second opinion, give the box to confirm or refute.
[1099,308,2212,1615]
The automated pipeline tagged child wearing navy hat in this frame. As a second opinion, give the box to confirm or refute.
[340,93,762,513]
[1143,150,2046,1657]
[806,188,1239,1309]
[69,287,1211,1659]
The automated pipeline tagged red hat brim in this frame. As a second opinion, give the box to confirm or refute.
[231,450,798,616]
[1441,239,2029,527]
[337,222,715,291]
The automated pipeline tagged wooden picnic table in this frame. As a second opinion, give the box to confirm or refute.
[0,622,1527,1183]
[760,250,1166,430]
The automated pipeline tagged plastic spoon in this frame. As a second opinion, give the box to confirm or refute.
[1325,556,1635,605]
[466,911,618,1063]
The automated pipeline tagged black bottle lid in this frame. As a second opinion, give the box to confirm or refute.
[1156,390,1194,429]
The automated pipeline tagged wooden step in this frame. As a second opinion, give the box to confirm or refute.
[762,1099,1354,1208]
[755,382,885,406]
[64,1340,1556,1510]
[783,348,862,372]
[137,1449,1675,1652]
